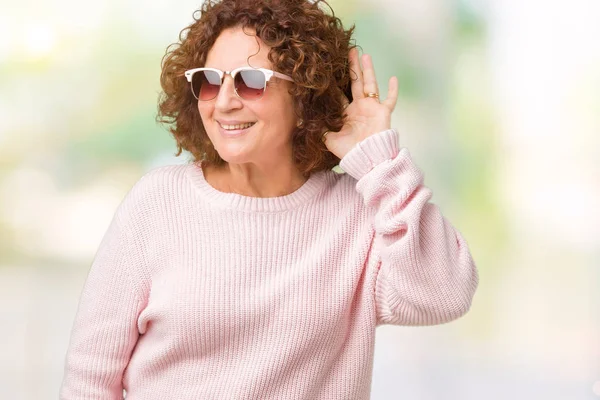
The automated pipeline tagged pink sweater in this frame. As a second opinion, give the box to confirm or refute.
[60,129,478,399]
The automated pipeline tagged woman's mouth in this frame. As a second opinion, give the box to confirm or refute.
[217,121,256,137]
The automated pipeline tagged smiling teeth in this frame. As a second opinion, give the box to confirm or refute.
[221,122,255,130]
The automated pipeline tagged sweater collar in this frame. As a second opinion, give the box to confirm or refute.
[186,161,330,212]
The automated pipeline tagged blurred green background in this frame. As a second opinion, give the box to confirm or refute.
[1,0,598,398]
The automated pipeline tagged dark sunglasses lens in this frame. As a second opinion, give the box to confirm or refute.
[192,70,221,100]
[235,70,266,100]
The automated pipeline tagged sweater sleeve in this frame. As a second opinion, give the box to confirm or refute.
[339,129,478,326]
[60,204,149,399]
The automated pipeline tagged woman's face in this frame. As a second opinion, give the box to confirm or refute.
[198,26,298,166]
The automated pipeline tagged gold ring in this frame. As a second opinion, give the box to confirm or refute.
[365,92,379,99]
[322,131,330,142]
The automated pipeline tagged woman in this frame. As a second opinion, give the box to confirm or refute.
[60,0,478,398]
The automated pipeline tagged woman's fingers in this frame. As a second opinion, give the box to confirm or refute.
[382,76,399,111]
[349,48,364,100]
[361,54,379,99]
[348,49,396,110]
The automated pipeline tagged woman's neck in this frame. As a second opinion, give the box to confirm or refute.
[202,161,308,198]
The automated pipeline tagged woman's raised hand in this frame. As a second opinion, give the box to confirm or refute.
[323,48,398,160]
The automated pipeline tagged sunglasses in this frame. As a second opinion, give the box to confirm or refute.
[184,67,294,101]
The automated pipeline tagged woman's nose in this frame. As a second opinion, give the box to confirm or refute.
[214,76,242,111]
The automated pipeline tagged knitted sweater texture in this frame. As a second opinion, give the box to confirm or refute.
[60,129,478,399]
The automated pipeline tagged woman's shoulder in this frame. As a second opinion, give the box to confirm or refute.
[135,162,192,188]
[114,163,196,220]
[126,162,199,197]
[320,168,363,203]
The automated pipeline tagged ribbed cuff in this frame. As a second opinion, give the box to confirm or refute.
[339,129,401,180]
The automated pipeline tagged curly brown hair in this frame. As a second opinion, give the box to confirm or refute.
[157,0,356,176]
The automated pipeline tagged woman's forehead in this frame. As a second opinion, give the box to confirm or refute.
[204,26,272,70]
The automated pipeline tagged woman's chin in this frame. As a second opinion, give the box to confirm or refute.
[214,148,254,165]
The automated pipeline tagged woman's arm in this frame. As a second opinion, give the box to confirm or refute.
[60,208,149,399]
[340,129,478,326]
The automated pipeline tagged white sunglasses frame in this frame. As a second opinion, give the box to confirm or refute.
[184,67,294,101]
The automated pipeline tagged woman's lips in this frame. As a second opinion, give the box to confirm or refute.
[217,122,256,137]
[217,121,256,137]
